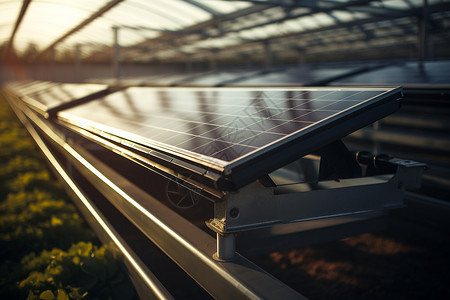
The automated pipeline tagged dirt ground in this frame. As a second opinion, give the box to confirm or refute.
[252,206,450,299]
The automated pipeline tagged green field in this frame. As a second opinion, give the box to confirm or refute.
[0,95,136,300]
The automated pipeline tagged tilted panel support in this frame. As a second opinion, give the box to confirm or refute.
[207,159,425,261]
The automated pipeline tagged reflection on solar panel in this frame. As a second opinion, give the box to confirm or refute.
[57,86,402,190]
[15,81,108,118]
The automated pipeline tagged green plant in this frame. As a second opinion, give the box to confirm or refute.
[0,94,136,299]
[19,242,135,300]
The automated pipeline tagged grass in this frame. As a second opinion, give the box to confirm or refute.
[0,94,136,299]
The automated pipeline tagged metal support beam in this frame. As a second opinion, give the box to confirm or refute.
[145,1,450,63]
[4,0,32,56]
[205,2,449,63]
[263,40,272,70]
[210,50,218,72]
[295,48,306,66]
[49,48,55,81]
[206,155,424,234]
[418,0,430,62]
[144,4,273,50]
[36,0,124,60]
[233,0,336,9]
[186,54,193,73]
[75,44,82,82]
[112,26,120,81]
[149,0,372,45]
[182,0,219,17]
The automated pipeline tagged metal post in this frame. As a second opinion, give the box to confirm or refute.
[112,26,120,81]
[263,40,272,71]
[186,54,193,73]
[49,48,55,81]
[210,50,218,72]
[214,233,235,262]
[296,48,305,66]
[418,0,430,62]
[75,44,81,82]
[241,53,251,69]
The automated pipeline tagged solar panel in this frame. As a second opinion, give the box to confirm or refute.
[178,70,261,86]
[228,66,363,86]
[128,72,212,86]
[57,86,402,190]
[18,82,108,118]
[331,61,450,86]
[7,81,59,97]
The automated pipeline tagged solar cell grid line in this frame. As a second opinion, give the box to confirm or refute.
[57,86,402,190]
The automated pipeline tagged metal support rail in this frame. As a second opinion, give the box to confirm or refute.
[5,94,306,299]
[5,96,174,300]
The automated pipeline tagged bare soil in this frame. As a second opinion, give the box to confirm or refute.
[252,207,450,299]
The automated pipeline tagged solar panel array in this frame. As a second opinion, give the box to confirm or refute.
[57,87,401,176]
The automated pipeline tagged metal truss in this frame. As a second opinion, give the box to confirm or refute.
[3,0,450,70]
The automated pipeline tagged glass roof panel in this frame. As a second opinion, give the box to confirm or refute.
[0,1,22,44]
[115,0,210,30]
[194,0,251,14]
[3,0,253,55]
[371,0,419,9]
[13,0,107,53]
[180,34,241,52]
[126,0,210,27]
[328,10,364,22]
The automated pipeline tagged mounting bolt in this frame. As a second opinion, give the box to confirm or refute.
[230,207,239,218]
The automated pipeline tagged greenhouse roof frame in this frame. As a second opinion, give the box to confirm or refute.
[1,0,449,64]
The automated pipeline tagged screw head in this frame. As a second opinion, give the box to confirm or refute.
[230,207,239,218]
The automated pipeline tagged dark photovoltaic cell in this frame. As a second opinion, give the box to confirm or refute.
[18,82,108,117]
[57,86,402,189]
[7,81,60,97]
